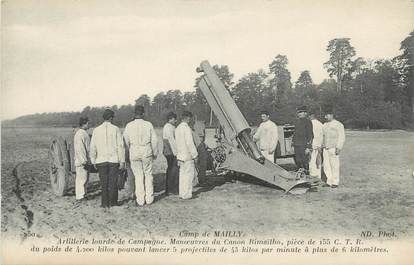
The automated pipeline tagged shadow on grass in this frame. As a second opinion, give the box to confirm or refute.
[65,180,101,199]
[68,171,236,204]
[193,175,231,197]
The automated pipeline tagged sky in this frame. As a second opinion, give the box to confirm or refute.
[1,0,413,120]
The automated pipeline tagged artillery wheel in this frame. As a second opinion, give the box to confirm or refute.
[49,137,71,196]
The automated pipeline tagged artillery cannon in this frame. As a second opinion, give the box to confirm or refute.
[48,60,315,196]
[196,60,314,194]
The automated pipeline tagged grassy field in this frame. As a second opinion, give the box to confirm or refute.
[1,127,414,241]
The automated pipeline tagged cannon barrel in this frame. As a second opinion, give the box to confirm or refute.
[197,60,264,163]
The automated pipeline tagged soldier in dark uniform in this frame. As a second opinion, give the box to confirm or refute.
[292,106,313,172]
[162,112,179,195]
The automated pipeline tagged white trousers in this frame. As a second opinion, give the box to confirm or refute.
[179,160,196,199]
[130,158,154,205]
[323,148,340,186]
[309,149,322,178]
[75,166,89,200]
[261,149,274,162]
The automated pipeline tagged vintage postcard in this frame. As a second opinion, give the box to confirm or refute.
[1,0,413,264]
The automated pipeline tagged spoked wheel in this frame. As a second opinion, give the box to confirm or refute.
[49,137,71,196]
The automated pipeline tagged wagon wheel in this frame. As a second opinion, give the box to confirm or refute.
[48,137,70,196]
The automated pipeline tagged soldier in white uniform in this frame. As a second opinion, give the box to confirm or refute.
[90,109,125,211]
[175,111,198,200]
[123,105,158,206]
[73,117,90,201]
[308,109,323,179]
[322,106,345,188]
[253,110,279,162]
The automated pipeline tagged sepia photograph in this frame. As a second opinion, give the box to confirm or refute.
[1,0,413,264]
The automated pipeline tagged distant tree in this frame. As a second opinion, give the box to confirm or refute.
[232,71,268,123]
[256,69,273,107]
[116,104,134,127]
[152,92,166,114]
[350,57,368,78]
[214,65,235,89]
[268,55,292,103]
[182,91,195,107]
[373,60,401,104]
[349,57,369,95]
[324,38,356,92]
[318,79,340,118]
[82,106,99,126]
[81,106,91,115]
[295,70,315,102]
[347,67,402,129]
[165,90,183,111]
[135,94,151,111]
[395,30,414,123]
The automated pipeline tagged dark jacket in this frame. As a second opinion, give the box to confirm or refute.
[292,117,313,148]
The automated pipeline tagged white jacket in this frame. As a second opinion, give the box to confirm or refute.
[74,128,90,167]
[311,119,323,149]
[90,121,125,164]
[175,122,198,162]
[253,120,279,152]
[123,119,158,160]
[323,119,345,149]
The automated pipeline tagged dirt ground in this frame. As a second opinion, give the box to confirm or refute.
[1,127,414,242]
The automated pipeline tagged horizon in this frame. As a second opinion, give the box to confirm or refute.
[2,0,413,120]
[3,76,340,122]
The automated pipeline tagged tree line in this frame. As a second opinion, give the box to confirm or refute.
[3,31,413,129]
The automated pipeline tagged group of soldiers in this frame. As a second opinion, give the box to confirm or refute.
[253,105,345,188]
[74,103,346,212]
[74,105,200,212]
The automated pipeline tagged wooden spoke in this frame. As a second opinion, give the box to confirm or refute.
[48,137,70,196]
